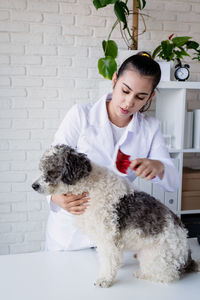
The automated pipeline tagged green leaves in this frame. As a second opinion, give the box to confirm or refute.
[94,1,131,30]
[188,41,200,61]
[114,1,129,29]
[136,0,146,10]
[152,35,200,62]
[187,41,199,50]
[192,49,200,61]
[98,40,118,80]
[93,0,118,10]
[93,0,146,10]
[152,45,162,60]
[172,36,191,47]
[160,40,174,61]
[92,1,148,79]
[98,56,117,80]
[102,40,118,58]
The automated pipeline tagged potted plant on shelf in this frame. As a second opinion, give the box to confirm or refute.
[93,0,147,79]
[152,34,200,81]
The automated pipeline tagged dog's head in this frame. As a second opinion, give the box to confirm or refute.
[32,144,92,194]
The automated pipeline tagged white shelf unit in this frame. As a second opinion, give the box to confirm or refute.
[136,81,200,216]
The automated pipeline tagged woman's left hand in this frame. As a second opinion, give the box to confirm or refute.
[129,158,164,180]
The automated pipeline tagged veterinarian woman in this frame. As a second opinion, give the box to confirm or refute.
[45,52,180,251]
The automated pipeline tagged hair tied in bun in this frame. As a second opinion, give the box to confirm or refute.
[142,53,151,58]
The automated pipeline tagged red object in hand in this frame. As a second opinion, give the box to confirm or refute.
[116,148,156,179]
[116,148,131,174]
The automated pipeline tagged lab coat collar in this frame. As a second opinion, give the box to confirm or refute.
[88,93,112,127]
[88,92,140,134]
[126,111,139,134]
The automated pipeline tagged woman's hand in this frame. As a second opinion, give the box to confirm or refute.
[130,158,164,180]
[51,192,90,215]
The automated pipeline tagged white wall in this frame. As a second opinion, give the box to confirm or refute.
[0,0,200,254]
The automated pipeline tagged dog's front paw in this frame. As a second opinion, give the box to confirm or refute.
[94,277,113,288]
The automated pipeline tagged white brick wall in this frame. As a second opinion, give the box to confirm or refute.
[0,0,200,255]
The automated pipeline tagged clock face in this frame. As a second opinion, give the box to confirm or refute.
[175,67,189,81]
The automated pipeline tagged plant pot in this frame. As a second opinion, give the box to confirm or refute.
[158,61,175,81]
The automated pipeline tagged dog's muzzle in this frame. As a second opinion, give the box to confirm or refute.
[32,182,40,191]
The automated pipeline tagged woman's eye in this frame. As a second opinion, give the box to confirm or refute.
[137,96,145,100]
[122,90,129,94]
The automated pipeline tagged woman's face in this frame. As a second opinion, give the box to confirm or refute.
[107,69,155,127]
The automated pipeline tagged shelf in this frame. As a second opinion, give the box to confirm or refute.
[139,82,200,218]
[183,148,200,153]
[169,149,182,153]
[181,210,200,215]
[168,148,200,153]
[158,81,200,89]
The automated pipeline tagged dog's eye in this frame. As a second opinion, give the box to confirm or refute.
[44,177,57,186]
[47,170,60,178]
[43,170,60,184]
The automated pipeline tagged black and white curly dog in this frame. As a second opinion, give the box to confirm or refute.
[32,144,200,287]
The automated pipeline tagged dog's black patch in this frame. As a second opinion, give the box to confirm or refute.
[40,145,92,185]
[115,191,184,236]
[61,146,92,185]
[178,249,199,276]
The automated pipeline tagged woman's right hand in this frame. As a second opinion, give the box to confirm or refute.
[51,192,90,215]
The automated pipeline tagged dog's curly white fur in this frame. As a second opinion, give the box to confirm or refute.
[32,145,200,287]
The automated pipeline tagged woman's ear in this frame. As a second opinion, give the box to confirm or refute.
[150,90,156,99]
[112,72,118,88]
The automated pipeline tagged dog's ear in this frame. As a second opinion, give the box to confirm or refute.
[61,146,92,185]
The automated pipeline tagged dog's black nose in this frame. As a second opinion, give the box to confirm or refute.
[32,183,40,191]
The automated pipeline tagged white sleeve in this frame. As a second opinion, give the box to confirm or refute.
[52,104,81,148]
[148,124,180,192]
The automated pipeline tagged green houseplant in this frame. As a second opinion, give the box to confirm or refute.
[152,34,200,81]
[152,34,200,63]
[93,0,147,79]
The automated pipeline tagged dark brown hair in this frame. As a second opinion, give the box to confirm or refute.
[117,51,161,112]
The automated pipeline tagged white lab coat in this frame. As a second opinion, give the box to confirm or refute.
[45,93,180,251]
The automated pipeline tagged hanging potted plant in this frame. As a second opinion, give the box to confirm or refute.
[152,34,200,81]
[93,0,147,80]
